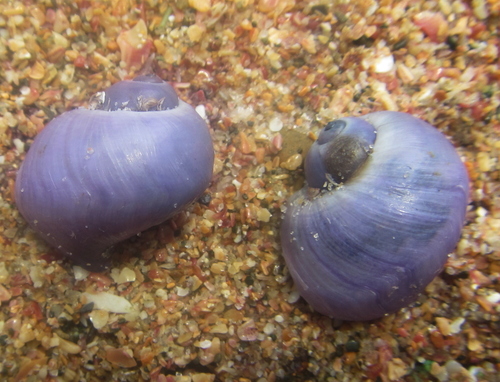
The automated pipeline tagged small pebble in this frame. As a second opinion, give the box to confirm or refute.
[187,25,204,42]
[89,309,109,329]
[111,267,136,284]
[198,193,212,206]
[237,319,258,341]
[263,322,275,335]
[373,55,395,73]
[281,153,303,171]
[287,291,301,304]
[345,339,360,352]
[189,0,211,12]
[176,286,190,297]
[256,208,271,222]
[449,317,465,334]
[199,340,212,349]
[269,117,283,132]
[73,266,90,280]
[13,138,25,154]
[79,302,94,314]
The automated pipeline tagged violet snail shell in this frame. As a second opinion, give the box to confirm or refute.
[280,111,469,321]
[15,75,214,272]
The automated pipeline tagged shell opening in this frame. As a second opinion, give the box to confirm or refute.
[305,117,377,189]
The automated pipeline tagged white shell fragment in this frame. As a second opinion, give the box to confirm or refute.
[82,292,134,313]
[73,266,91,280]
[195,104,207,120]
[269,116,283,132]
[373,54,395,73]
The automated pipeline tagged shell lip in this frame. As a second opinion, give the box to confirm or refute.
[317,119,346,144]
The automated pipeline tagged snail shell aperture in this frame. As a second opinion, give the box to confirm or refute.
[15,75,214,272]
[280,111,469,321]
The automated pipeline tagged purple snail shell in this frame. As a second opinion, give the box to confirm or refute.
[15,75,214,272]
[281,111,469,321]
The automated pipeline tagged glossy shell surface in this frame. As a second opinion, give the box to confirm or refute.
[281,111,469,321]
[15,79,214,272]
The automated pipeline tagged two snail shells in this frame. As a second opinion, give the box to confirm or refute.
[15,76,214,272]
[15,76,469,321]
[281,111,469,321]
